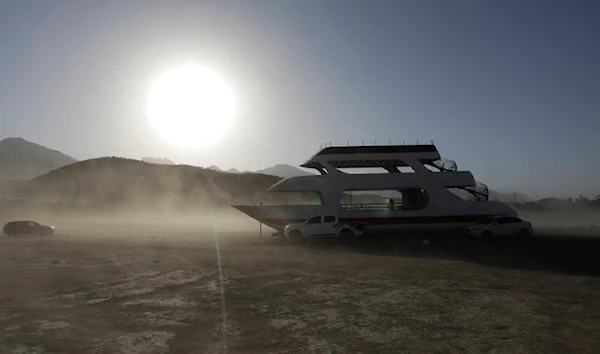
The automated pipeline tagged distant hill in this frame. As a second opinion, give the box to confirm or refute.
[14,157,280,210]
[142,157,175,165]
[256,164,314,178]
[0,137,77,181]
[208,166,240,174]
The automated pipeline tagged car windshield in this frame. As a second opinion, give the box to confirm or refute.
[478,218,497,225]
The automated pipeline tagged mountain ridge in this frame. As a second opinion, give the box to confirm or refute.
[142,157,175,165]
[255,164,314,178]
[14,157,280,210]
[0,137,77,181]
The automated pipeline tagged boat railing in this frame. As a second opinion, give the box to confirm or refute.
[319,140,434,150]
[341,203,395,211]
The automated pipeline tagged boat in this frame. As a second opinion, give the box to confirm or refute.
[232,142,517,234]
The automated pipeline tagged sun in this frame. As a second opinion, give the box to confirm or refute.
[148,65,236,147]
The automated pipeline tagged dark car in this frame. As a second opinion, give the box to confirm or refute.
[3,221,55,237]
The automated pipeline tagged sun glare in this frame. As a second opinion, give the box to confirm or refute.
[148,65,236,147]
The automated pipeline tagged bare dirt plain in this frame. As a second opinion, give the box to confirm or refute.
[1,214,600,354]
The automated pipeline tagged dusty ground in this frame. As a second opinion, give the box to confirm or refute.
[1,219,600,353]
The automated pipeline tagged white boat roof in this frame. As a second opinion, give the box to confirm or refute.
[302,144,440,168]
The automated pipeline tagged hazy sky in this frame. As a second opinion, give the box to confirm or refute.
[1,0,599,198]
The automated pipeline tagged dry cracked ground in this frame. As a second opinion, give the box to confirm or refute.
[1,222,600,353]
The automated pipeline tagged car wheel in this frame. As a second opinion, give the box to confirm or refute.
[288,230,304,243]
[518,229,530,238]
[339,229,354,242]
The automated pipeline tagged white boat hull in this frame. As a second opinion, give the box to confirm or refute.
[232,201,517,233]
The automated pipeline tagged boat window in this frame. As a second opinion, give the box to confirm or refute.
[423,164,441,172]
[340,189,427,211]
[397,166,415,173]
[323,215,336,223]
[401,189,428,210]
[336,167,389,174]
[448,188,471,201]
[421,158,457,172]
[447,183,489,202]
[433,158,458,171]
[502,217,521,223]
[335,165,415,174]
[259,192,322,205]
[306,216,321,224]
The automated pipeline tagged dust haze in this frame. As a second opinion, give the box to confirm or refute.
[0,157,280,234]
[2,203,600,353]
[2,164,600,353]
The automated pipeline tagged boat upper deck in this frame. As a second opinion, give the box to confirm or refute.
[302,143,441,169]
[314,144,438,156]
